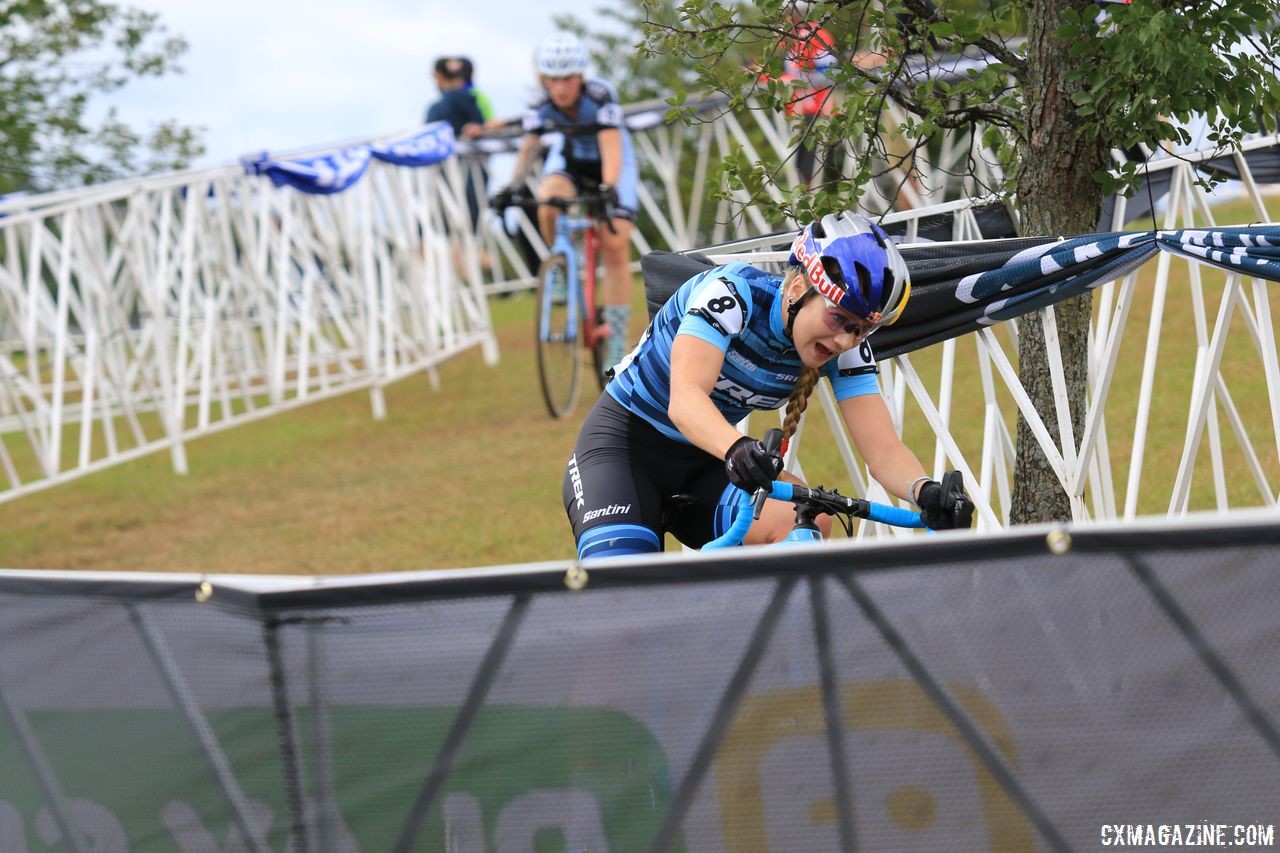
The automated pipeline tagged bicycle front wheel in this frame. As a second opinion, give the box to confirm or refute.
[535,252,581,418]
[589,304,608,390]
[581,255,609,389]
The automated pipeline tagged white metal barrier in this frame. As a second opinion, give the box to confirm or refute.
[0,95,978,505]
[2,95,1278,530]
[703,138,1280,533]
[0,140,498,503]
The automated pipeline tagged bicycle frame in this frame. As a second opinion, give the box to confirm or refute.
[537,207,605,351]
[526,192,616,418]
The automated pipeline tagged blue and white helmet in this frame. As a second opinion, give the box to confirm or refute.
[535,33,590,77]
[788,212,912,327]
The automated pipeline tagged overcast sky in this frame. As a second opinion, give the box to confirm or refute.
[110,0,625,168]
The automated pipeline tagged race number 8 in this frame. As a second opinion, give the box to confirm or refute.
[688,275,747,336]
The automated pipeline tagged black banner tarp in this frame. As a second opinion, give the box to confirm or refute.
[644,224,1280,360]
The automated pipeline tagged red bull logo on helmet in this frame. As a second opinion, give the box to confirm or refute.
[791,235,848,305]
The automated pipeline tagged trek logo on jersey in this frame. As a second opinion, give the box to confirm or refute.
[792,239,845,305]
[567,454,585,509]
[583,503,631,523]
[714,377,786,408]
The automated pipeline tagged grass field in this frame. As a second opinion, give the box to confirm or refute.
[2,194,1278,574]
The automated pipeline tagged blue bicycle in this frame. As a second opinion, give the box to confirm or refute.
[490,189,615,418]
[703,429,927,549]
[534,193,617,418]
[488,115,625,418]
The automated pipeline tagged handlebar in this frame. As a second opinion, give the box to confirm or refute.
[702,481,926,551]
[488,191,621,233]
[530,119,615,137]
[702,428,926,551]
[533,193,618,212]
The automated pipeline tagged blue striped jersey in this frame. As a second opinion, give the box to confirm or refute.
[522,77,639,209]
[607,262,880,442]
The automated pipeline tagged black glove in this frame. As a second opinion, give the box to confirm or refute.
[489,186,520,211]
[597,182,620,219]
[915,470,975,530]
[725,435,783,493]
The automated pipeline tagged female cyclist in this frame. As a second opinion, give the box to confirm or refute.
[495,32,640,373]
[562,211,975,560]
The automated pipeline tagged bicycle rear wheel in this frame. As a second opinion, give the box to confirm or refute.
[535,252,581,418]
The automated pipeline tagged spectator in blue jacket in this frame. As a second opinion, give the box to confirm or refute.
[426,57,484,138]
[427,56,486,231]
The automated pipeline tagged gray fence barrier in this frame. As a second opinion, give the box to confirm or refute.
[1,513,1279,851]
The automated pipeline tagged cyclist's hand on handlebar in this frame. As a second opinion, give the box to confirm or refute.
[916,470,975,530]
[598,183,620,212]
[597,183,621,234]
[489,185,523,211]
[725,436,783,494]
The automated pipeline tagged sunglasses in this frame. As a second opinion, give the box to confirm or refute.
[819,297,877,339]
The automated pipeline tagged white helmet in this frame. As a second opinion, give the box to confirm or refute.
[535,33,589,77]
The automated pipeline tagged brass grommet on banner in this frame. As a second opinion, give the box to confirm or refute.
[1046,528,1072,556]
[565,565,588,591]
[195,580,214,603]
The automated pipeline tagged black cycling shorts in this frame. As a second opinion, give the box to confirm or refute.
[563,393,737,559]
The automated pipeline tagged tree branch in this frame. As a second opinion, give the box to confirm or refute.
[893,83,1019,129]
[898,0,1026,78]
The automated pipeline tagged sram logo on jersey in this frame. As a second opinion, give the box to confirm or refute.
[689,277,746,337]
[583,503,631,522]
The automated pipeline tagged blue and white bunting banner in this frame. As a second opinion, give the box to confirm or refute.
[259,147,373,195]
[1155,227,1280,279]
[369,121,455,167]
[239,151,270,177]
[243,122,457,195]
[859,225,1280,359]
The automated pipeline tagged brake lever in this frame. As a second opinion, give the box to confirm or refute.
[751,486,769,520]
[752,428,784,520]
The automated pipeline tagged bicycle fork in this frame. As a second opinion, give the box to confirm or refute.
[580,226,608,348]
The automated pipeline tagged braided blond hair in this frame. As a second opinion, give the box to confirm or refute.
[781,367,821,443]
[778,269,822,444]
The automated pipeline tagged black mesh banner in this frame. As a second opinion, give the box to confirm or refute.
[1,515,1279,850]
[646,220,1280,362]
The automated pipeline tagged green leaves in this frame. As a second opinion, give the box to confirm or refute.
[596,0,1280,234]
[0,0,203,193]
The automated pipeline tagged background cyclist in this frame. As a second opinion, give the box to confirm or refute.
[563,211,975,560]
[496,32,640,373]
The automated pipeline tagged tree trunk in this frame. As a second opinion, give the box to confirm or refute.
[1010,0,1110,524]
